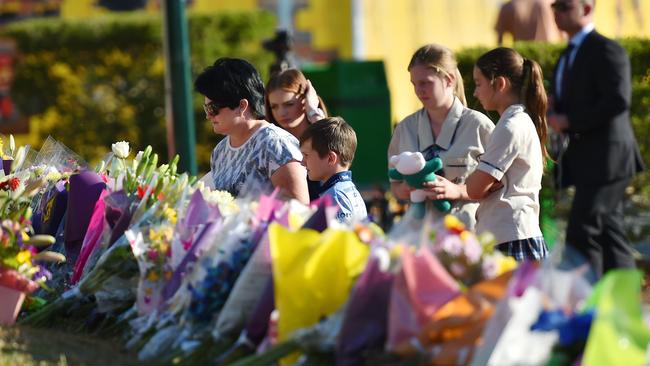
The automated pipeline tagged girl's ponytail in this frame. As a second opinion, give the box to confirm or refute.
[522,58,549,167]
[476,48,549,167]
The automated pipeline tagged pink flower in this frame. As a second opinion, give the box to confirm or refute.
[482,256,498,279]
[181,239,192,251]
[147,249,159,261]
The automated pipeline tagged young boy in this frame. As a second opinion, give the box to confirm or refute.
[299,117,368,224]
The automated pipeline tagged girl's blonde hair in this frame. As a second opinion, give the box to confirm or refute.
[408,44,467,106]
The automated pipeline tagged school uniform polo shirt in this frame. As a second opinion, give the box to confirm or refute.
[476,104,544,244]
[387,97,494,229]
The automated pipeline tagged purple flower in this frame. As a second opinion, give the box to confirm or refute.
[450,262,466,277]
[32,266,53,281]
[438,234,463,256]
[462,236,482,264]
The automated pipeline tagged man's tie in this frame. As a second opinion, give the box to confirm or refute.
[559,43,575,101]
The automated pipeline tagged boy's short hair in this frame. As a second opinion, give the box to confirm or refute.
[194,57,266,119]
[300,116,357,167]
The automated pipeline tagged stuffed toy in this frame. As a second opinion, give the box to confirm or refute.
[388,151,451,216]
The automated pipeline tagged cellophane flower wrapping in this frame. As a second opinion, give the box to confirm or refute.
[336,252,394,366]
[269,223,370,365]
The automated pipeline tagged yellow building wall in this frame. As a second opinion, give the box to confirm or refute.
[60,0,257,18]
[58,0,650,126]
[296,0,650,124]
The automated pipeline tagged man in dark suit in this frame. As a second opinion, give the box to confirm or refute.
[548,0,645,277]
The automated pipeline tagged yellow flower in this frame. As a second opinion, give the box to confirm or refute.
[163,207,177,225]
[147,271,160,282]
[16,250,31,264]
[459,230,473,242]
[444,215,465,231]
[149,226,173,243]
[148,228,157,242]
[160,226,173,241]
[496,256,518,275]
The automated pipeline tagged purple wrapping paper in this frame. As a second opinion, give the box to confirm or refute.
[64,170,106,264]
[33,180,68,237]
[184,190,221,228]
[161,219,224,304]
[301,198,331,233]
[245,278,275,345]
[107,204,133,247]
[2,159,12,174]
[101,189,131,246]
[336,256,394,366]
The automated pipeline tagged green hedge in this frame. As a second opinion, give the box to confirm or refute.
[2,11,275,172]
[3,15,648,198]
[456,39,650,201]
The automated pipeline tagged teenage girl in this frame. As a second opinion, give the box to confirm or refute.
[265,69,328,200]
[428,47,549,261]
[388,44,494,230]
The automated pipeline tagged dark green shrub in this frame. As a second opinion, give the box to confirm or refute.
[2,11,275,172]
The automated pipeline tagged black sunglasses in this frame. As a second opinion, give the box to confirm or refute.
[551,1,574,12]
[203,101,225,117]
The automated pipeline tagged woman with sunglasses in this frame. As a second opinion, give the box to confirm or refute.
[195,58,309,204]
[265,68,328,200]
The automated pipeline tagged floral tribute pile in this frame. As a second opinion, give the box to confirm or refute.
[2,135,649,366]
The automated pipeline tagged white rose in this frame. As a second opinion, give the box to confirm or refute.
[111,141,130,159]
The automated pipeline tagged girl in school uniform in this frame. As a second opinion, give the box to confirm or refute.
[428,47,549,261]
[388,44,494,230]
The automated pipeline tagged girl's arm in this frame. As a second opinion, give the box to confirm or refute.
[424,170,501,201]
[304,80,326,123]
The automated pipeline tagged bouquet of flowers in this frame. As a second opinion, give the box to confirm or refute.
[0,154,66,324]
[20,140,195,328]
[129,222,175,314]
[387,214,518,365]
[431,215,517,289]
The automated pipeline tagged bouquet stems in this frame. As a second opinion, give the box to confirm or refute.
[227,340,300,366]
[20,239,136,326]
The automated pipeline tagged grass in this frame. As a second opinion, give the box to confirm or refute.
[0,325,141,366]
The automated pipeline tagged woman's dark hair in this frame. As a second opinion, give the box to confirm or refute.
[194,58,266,119]
[476,47,549,166]
[265,68,328,125]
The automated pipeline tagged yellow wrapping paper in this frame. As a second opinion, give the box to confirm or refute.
[269,223,370,361]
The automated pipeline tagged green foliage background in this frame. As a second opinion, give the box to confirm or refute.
[1,11,275,173]
[1,13,648,200]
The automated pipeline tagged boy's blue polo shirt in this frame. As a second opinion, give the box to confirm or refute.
[318,171,368,224]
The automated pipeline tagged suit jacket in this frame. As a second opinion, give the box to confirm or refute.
[552,31,644,188]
